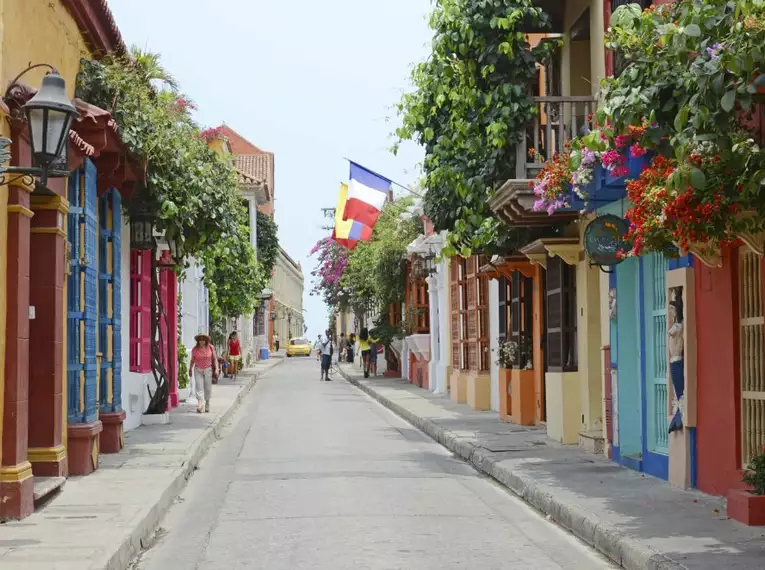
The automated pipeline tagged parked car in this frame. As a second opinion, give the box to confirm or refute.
[286,337,312,357]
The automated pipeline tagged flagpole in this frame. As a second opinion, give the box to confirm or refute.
[343,157,424,198]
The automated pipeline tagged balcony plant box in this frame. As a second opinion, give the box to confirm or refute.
[568,151,652,212]
[510,368,536,426]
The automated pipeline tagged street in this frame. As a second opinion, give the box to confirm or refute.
[131,358,614,570]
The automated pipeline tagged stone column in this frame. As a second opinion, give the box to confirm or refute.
[426,275,439,393]
[27,195,68,476]
[436,259,451,394]
[0,179,34,520]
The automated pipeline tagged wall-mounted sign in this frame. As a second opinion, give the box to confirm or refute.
[584,214,630,268]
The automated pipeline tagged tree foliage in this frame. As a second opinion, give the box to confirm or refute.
[394,0,557,256]
[256,210,279,276]
[76,47,267,318]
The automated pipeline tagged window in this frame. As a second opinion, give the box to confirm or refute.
[510,273,534,370]
[498,276,510,343]
[130,250,152,372]
[545,257,578,372]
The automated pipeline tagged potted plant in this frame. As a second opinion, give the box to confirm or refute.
[728,446,765,526]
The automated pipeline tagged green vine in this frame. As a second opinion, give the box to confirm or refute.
[256,210,279,276]
[394,0,558,256]
[76,48,266,318]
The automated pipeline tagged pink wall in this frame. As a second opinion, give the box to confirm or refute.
[695,249,744,496]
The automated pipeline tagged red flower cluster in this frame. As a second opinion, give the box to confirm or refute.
[200,126,224,143]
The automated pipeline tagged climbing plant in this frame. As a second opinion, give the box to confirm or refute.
[76,47,266,317]
[256,210,279,276]
[394,0,558,256]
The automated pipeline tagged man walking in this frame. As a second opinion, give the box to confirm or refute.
[319,330,333,381]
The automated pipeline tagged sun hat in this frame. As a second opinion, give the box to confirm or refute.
[194,333,211,343]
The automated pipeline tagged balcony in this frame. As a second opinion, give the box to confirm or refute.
[490,95,597,227]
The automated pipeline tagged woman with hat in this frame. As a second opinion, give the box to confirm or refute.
[189,333,219,413]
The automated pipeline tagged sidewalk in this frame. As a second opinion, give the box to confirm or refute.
[339,364,765,570]
[0,358,282,570]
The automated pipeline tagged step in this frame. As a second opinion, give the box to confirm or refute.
[578,430,605,455]
[33,476,66,506]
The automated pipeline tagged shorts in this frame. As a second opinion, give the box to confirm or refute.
[369,345,378,362]
[321,354,331,371]
[362,349,371,360]
[229,355,241,362]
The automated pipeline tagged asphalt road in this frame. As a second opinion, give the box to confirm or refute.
[131,358,615,570]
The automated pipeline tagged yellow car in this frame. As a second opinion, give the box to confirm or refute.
[286,337,312,357]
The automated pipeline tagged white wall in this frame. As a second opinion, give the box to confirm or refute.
[489,278,500,412]
[120,214,152,432]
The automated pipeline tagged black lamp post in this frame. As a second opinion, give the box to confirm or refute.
[0,65,79,188]
[424,245,437,278]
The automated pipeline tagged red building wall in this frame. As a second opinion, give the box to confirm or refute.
[695,249,744,496]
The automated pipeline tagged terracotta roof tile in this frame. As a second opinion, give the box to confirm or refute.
[219,125,265,155]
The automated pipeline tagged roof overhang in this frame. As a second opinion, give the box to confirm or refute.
[490,179,578,227]
[520,237,583,269]
[479,254,536,280]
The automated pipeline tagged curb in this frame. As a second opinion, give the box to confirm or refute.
[104,358,283,570]
[339,368,682,570]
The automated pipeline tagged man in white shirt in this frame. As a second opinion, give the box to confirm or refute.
[319,330,333,381]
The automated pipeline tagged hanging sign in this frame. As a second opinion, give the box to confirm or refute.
[584,214,630,267]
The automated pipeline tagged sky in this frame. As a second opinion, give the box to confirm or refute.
[107,0,433,340]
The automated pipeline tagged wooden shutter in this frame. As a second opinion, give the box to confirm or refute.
[112,189,123,412]
[467,257,478,371]
[511,274,521,347]
[83,159,99,423]
[498,277,508,343]
[546,258,578,372]
[98,191,112,413]
[739,247,765,465]
[450,260,460,370]
[521,276,534,369]
[67,169,83,422]
[546,258,564,371]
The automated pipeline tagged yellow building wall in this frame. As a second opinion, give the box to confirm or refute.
[0,0,93,463]
[546,372,581,444]
[577,260,603,436]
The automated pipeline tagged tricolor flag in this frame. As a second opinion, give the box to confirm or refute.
[343,162,391,229]
[332,183,372,250]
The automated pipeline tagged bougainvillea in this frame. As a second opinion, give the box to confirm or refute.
[309,236,350,308]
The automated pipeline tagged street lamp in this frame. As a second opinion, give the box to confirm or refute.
[423,245,438,277]
[129,200,156,250]
[1,65,79,187]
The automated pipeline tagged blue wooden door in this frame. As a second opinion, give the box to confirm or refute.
[67,170,83,423]
[615,257,643,459]
[112,190,123,412]
[83,159,99,423]
[641,253,669,478]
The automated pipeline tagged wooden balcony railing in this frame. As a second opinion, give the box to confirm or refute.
[515,96,598,180]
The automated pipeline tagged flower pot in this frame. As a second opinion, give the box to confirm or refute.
[499,368,512,421]
[603,151,651,190]
[727,489,765,526]
[511,368,536,426]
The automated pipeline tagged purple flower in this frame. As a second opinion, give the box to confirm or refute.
[706,43,723,59]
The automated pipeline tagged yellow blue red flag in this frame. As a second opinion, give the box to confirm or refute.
[332,183,372,250]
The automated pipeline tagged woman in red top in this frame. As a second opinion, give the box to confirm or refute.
[189,333,219,413]
[227,331,242,376]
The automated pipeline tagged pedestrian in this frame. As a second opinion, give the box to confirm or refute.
[273,332,280,352]
[368,329,380,377]
[319,329,334,381]
[188,333,219,414]
[359,327,371,378]
[227,331,241,377]
[338,332,347,363]
[347,333,355,363]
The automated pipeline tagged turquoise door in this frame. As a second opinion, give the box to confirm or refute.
[641,253,669,478]
[615,257,642,458]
